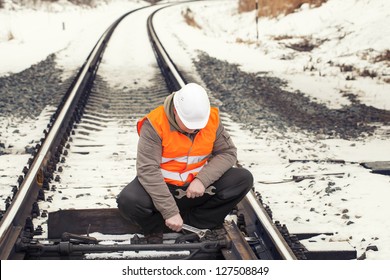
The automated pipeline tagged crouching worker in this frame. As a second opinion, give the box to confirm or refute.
[117,83,253,244]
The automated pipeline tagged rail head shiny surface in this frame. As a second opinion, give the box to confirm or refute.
[246,192,297,260]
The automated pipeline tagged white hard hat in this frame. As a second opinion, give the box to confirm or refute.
[173,83,210,129]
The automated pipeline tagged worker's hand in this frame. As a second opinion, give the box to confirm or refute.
[165,213,183,232]
[186,178,205,199]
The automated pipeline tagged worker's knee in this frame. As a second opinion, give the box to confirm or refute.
[216,167,253,199]
[116,178,153,218]
[117,187,136,209]
[239,167,254,192]
[229,167,253,191]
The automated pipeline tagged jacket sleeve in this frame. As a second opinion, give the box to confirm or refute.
[137,120,180,220]
[196,120,237,187]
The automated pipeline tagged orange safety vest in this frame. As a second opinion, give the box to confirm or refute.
[137,106,219,186]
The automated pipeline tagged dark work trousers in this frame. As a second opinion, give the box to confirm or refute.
[116,167,253,234]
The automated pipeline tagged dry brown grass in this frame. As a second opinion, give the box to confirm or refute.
[238,0,327,17]
[236,37,258,45]
[182,8,201,29]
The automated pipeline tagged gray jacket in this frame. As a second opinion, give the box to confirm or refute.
[136,93,237,220]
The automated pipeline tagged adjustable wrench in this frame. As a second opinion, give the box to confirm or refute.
[182,224,211,239]
[174,185,216,199]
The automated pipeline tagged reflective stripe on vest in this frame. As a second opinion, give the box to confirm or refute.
[161,166,204,183]
[161,155,210,164]
[137,105,219,186]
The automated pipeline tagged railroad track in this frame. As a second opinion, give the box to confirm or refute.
[0,1,356,260]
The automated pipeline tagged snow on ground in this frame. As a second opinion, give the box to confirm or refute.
[0,0,145,78]
[1,0,389,266]
[154,0,390,260]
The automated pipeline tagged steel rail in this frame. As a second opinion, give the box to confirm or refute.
[246,191,296,259]
[0,34,107,259]
[0,4,154,260]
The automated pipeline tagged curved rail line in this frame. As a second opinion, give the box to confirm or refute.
[0,1,351,260]
[0,4,150,260]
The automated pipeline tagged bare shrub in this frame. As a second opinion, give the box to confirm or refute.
[374,50,390,63]
[272,35,294,41]
[339,64,354,72]
[285,36,327,52]
[359,69,377,78]
[286,38,316,52]
[67,0,98,7]
[236,37,258,45]
[182,8,201,29]
[8,31,14,41]
[39,0,100,7]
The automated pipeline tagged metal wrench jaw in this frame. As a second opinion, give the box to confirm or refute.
[174,185,216,199]
[174,189,187,199]
[205,185,216,195]
[182,224,211,240]
[196,229,211,239]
